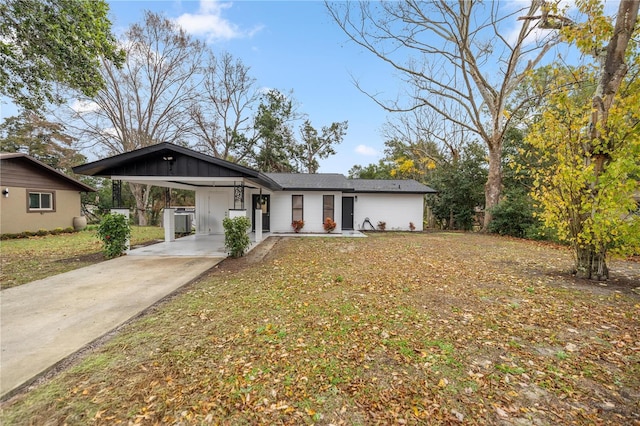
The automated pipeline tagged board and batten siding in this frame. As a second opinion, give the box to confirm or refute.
[352,193,424,231]
[0,158,84,191]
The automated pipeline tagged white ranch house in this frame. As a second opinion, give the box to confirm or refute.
[73,143,436,240]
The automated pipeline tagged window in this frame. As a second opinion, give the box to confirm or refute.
[323,195,334,221]
[292,195,303,221]
[28,191,54,212]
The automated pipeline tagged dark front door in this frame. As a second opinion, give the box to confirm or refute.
[252,194,270,231]
[342,197,354,230]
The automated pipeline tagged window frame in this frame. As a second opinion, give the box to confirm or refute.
[292,194,304,222]
[27,190,56,213]
[323,194,334,222]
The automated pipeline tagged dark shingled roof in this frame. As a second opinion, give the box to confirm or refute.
[265,173,352,191]
[349,179,437,194]
[266,173,436,194]
[72,143,437,194]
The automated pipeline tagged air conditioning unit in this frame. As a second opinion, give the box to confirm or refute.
[175,213,191,234]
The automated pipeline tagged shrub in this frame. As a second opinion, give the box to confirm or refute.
[97,213,131,259]
[323,217,336,232]
[488,189,541,239]
[291,219,304,233]
[377,221,386,231]
[223,216,251,258]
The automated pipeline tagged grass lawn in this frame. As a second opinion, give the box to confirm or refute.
[1,233,638,424]
[0,226,165,289]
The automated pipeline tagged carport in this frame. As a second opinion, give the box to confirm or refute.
[73,143,281,243]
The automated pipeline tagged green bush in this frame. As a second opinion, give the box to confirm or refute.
[223,216,251,258]
[97,213,131,259]
[488,189,542,239]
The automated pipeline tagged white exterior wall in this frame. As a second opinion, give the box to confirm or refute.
[353,193,424,231]
[270,191,343,233]
[194,188,233,234]
[194,187,425,234]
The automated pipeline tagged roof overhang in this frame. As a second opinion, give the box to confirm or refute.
[73,142,281,191]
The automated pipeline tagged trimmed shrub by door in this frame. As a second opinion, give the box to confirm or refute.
[223,216,251,258]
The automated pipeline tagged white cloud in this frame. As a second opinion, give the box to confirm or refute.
[355,144,378,156]
[174,0,263,43]
[71,99,100,114]
[502,0,579,47]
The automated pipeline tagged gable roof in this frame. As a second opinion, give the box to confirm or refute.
[0,153,96,192]
[73,142,281,190]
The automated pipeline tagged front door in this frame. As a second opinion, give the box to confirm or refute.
[342,197,354,230]
[252,194,270,231]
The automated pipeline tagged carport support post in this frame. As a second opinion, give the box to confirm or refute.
[110,208,130,251]
[163,208,176,242]
[254,209,262,243]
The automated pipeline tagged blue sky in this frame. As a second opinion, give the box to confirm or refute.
[106,0,394,174]
[1,0,602,174]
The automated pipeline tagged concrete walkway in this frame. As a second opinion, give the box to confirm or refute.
[0,254,223,399]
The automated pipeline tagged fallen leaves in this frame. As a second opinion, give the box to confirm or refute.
[2,232,639,425]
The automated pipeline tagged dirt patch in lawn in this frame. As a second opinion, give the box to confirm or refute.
[1,232,638,425]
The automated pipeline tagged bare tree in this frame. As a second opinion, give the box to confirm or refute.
[189,52,259,161]
[68,11,205,225]
[382,103,468,165]
[327,0,559,228]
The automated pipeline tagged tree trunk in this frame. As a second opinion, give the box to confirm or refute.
[129,182,148,226]
[449,208,454,230]
[483,143,502,230]
[574,0,639,281]
[575,245,609,281]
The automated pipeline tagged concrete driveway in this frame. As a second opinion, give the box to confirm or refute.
[0,254,222,399]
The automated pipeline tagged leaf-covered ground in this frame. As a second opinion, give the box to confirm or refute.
[1,232,639,425]
[0,226,165,289]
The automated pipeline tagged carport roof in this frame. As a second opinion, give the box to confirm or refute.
[73,143,281,190]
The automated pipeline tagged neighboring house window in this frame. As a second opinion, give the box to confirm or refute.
[28,190,55,212]
[323,195,334,220]
[292,195,303,221]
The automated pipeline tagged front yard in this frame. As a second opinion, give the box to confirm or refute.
[0,226,164,289]
[1,232,638,424]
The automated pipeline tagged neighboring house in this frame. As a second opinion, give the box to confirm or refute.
[73,143,436,236]
[0,153,96,235]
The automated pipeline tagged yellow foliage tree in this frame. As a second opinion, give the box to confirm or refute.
[528,0,640,280]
